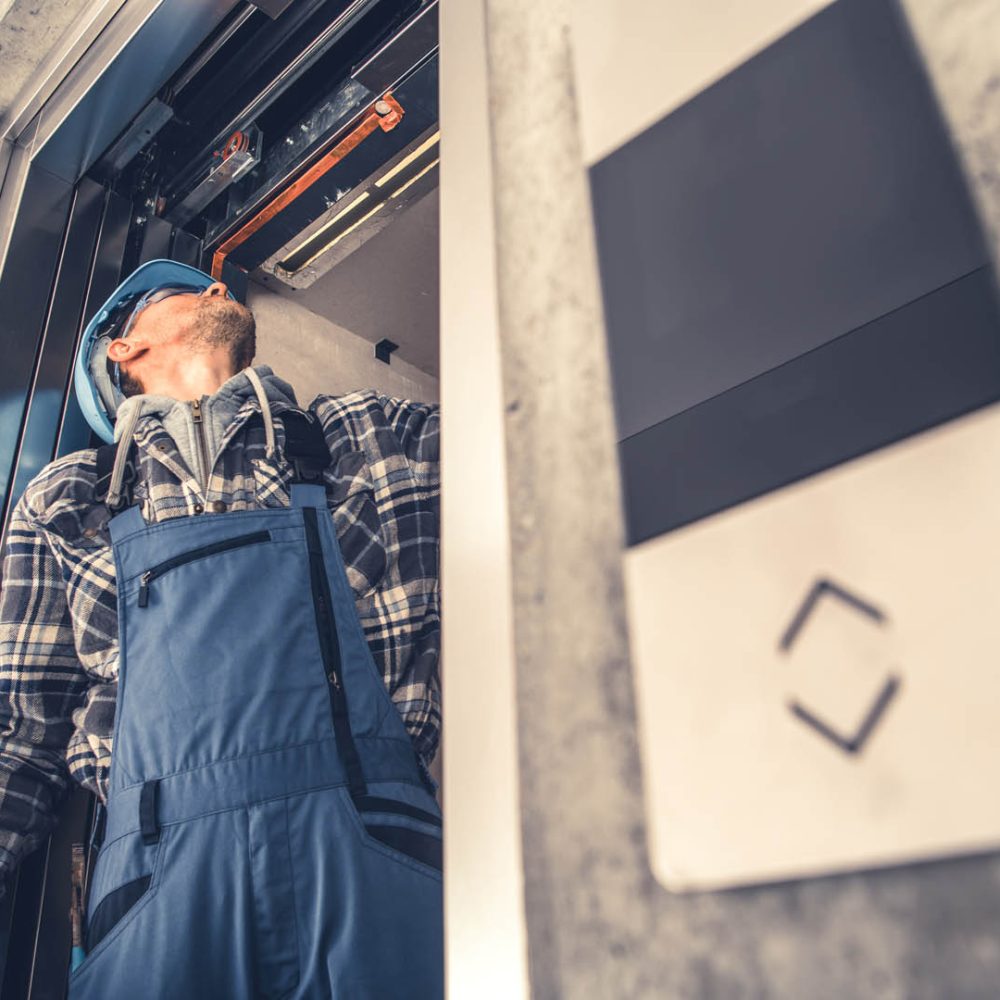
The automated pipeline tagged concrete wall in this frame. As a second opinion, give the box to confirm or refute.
[247,282,439,405]
[900,0,1000,264]
[0,0,97,129]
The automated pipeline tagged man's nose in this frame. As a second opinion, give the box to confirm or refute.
[201,282,228,298]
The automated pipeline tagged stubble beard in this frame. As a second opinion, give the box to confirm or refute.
[117,297,257,398]
[118,366,146,398]
[187,296,257,370]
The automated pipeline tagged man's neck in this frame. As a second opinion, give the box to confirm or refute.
[138,356,241,401]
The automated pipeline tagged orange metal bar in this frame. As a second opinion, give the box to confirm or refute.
[210,93,404,280]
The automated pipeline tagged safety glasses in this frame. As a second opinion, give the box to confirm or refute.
[108,283,206,391]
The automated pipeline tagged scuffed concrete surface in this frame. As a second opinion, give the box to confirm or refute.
[486,0,1000,996]
[900,0,1000,265]
[0,0,97,130]
[901,0,1000,268]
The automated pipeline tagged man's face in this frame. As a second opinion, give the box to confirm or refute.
[112,282,256,396]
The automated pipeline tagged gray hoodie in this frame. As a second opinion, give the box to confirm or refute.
[113,365,298,489]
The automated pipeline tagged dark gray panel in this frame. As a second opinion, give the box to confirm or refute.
[351,0,437,92]
[5,180,106,520]
[138,215,173,264]
[221,258,249,303]
[589,0,990,443]
[250,0,297,18]
[34,0,240,182]
[0,166,74,525]
[54,190,132,459]
[620,267,1000,545]
[170,229,203,269]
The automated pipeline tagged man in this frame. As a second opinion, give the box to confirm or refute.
[0,260,442,998]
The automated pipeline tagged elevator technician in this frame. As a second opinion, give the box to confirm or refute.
[0,260,443,998]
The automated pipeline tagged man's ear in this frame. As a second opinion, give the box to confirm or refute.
[107,338,145,363]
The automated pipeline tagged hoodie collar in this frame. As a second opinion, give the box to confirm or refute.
[114,365,298,441]
[109,366,300,500]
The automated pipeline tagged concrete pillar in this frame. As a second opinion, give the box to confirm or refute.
[481,1,1000,997]
[481,2,650,996]
[900,0,1000,264]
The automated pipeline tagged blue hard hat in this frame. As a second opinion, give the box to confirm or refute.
[74,259,234,443]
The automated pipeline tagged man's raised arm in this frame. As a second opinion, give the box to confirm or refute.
[378,395,440,494]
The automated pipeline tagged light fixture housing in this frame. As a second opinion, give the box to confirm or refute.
[258,127,439,289]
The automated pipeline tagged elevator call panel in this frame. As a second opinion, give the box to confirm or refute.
[585,0,1000,889]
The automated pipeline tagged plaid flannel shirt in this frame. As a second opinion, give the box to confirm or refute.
[0,368,440,886]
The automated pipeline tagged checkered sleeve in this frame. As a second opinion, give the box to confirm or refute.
[0,497,88,894]
[377,396,440,494]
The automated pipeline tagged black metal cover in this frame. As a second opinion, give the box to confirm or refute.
[588,0,1000,545]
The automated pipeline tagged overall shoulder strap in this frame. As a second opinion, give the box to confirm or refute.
[95,441,139,511]
[94,444,116,499]
[280,408,331,483]
[94,443,123,507]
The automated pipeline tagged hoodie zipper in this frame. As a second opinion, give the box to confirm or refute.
[190,397,212,496]
[138,530,272,607]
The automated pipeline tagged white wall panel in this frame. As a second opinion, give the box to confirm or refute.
[439,0,529,996]
[572,0,835,165]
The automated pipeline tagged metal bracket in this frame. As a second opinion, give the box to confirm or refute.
[164,124,262,226]
[375,338,399,364]
[248,0,298,19]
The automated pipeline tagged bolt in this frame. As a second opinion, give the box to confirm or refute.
[374,100,392,117]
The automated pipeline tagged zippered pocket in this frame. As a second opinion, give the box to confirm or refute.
[303,506,366,797]
[137,530,271,607]
[355,796,442,828]
[346,790,443,874]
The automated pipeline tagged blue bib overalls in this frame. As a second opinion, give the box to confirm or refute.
[68,481,443,998]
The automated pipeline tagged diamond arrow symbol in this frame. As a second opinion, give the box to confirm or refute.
[779,578,902,756]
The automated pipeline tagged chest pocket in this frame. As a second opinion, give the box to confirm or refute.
[252,448,386,599]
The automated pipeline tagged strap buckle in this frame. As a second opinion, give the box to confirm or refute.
[139,780,160,845]
[280,409,330,484]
